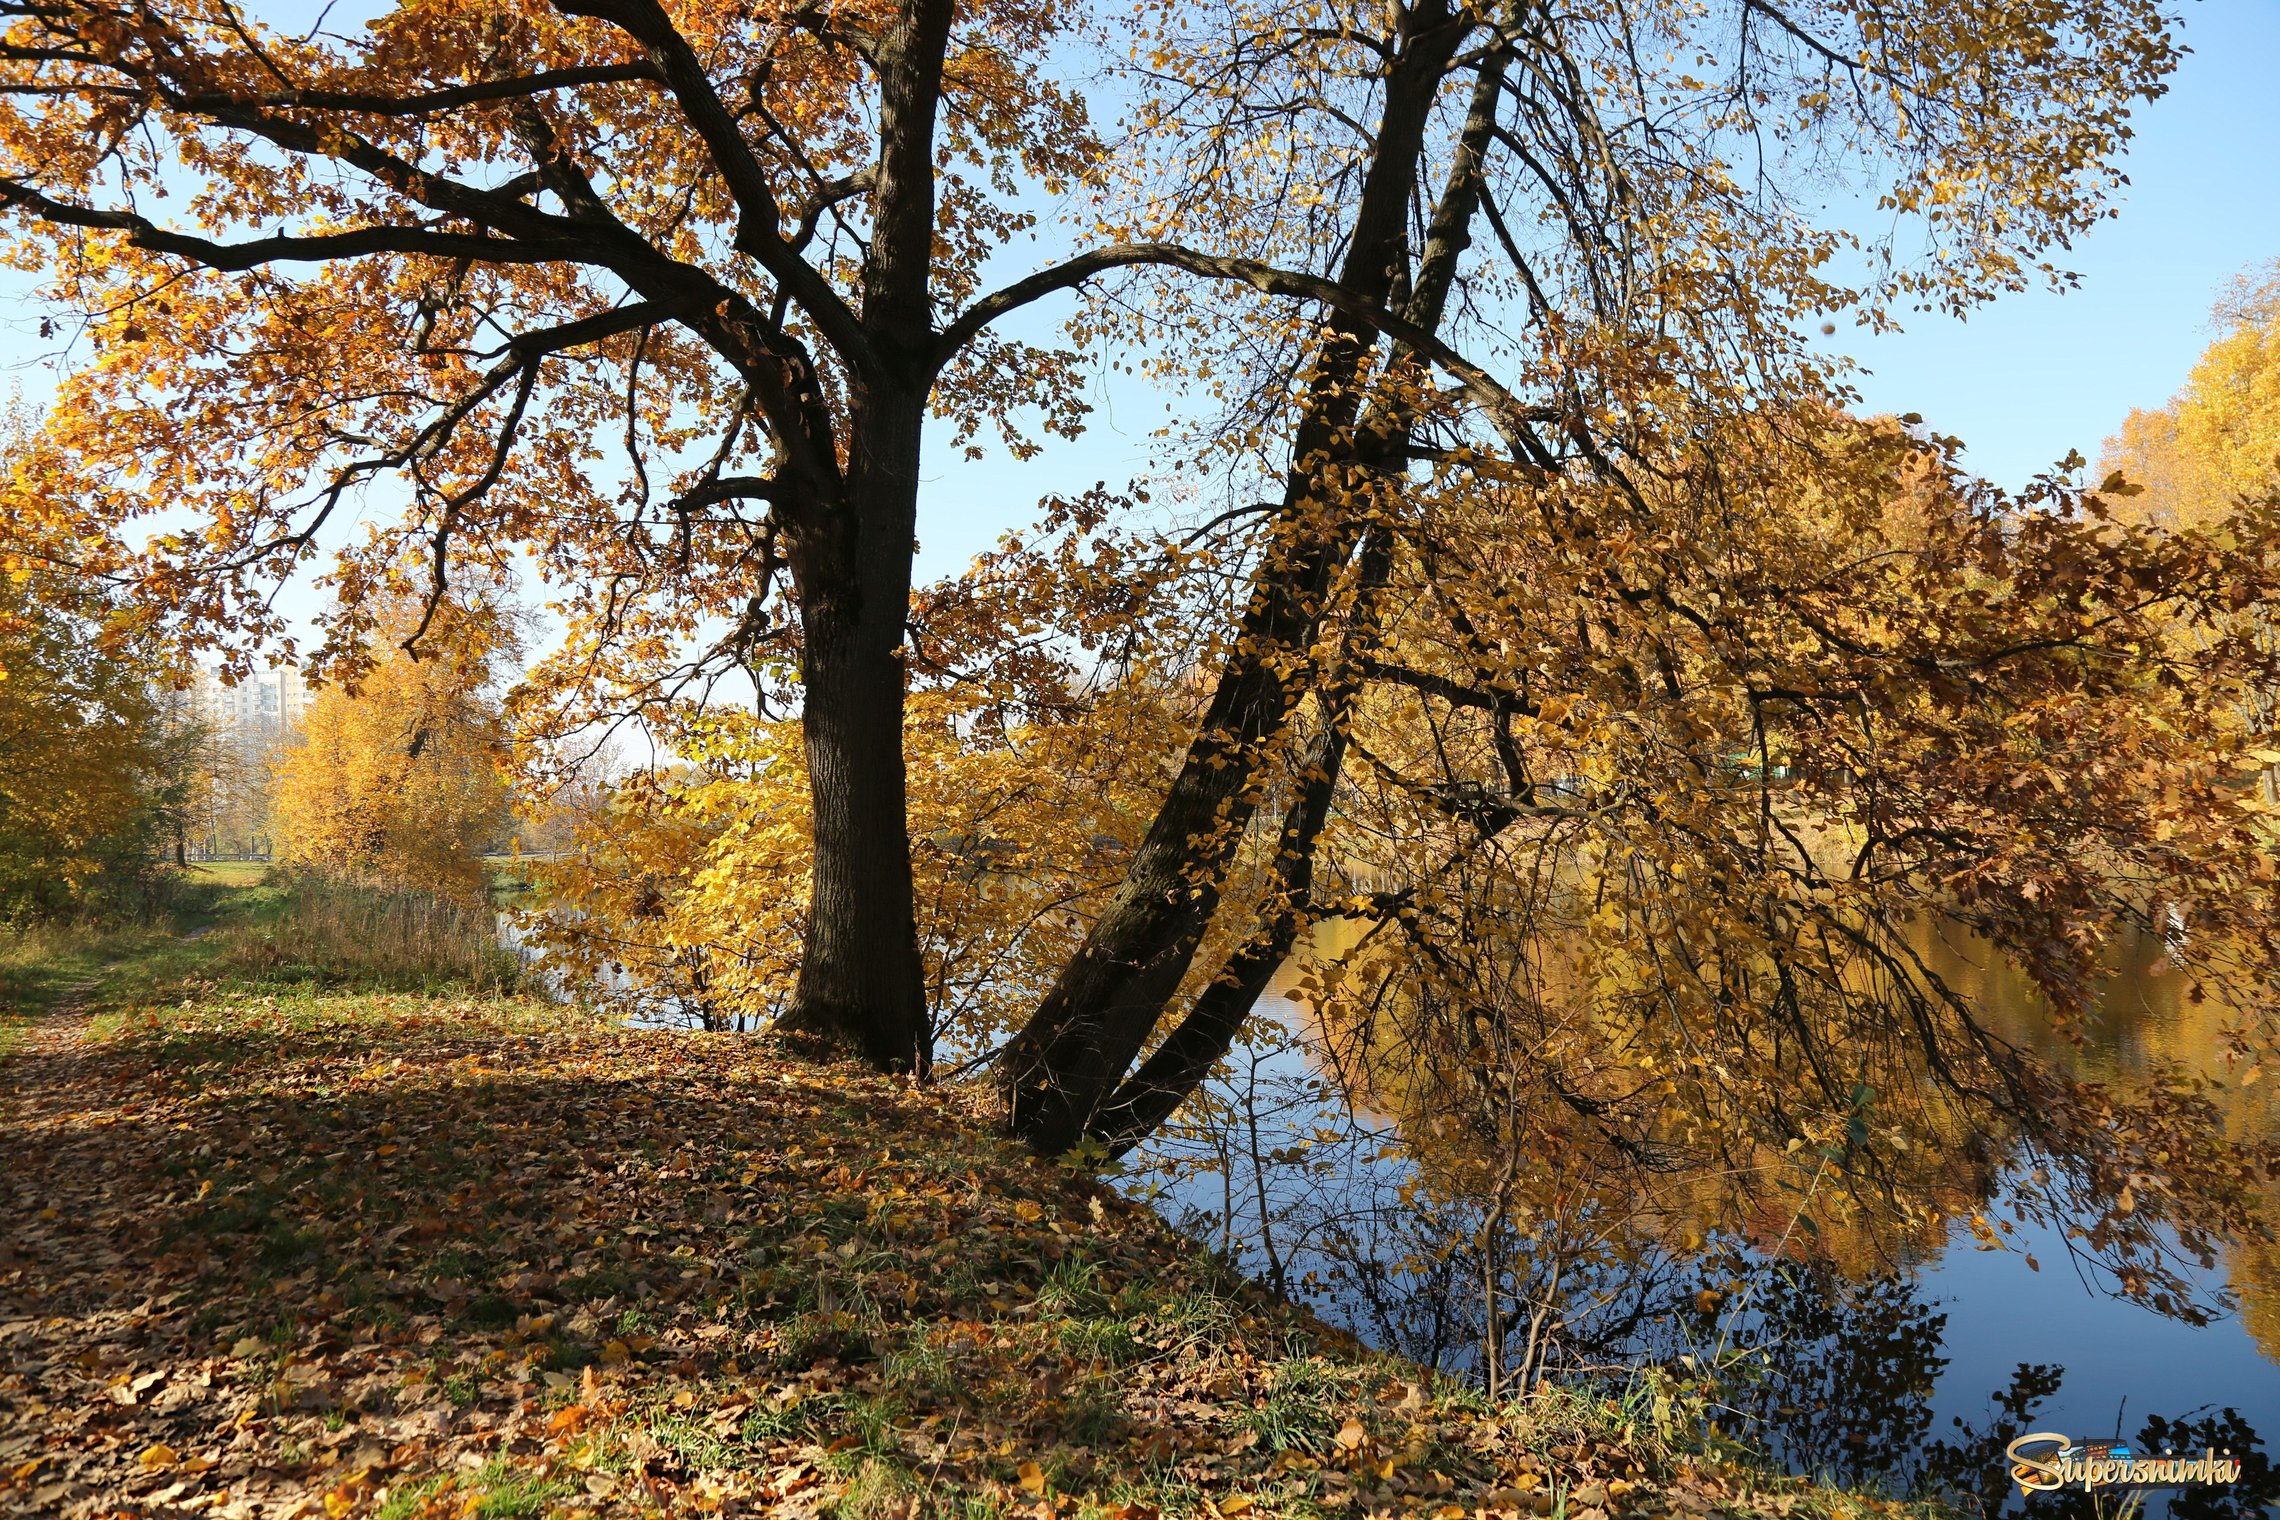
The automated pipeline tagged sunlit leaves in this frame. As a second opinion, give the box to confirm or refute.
[274,598,514,904]
[0,571,182,916]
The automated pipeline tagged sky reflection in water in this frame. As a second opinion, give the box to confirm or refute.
[1129,918,2280,1517]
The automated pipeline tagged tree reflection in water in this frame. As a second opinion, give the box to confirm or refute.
[1666,1258,2275,1518]
[1132,916,2279,1518]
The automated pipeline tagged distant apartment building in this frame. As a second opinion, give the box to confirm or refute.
[187,666,307,858]
[191,665,307,746]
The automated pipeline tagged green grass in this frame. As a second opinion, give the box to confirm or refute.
[0,867,256,1044]
[0,919,136,1024]
[1239,1356,1339,1454]
[373,1475,453,1519]
[483,857,542,900]
[368,1461,569,1520]
[209,870,521,994]
[2,866,525,1055]
[190,859,274,887]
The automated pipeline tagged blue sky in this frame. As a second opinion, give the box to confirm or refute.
[1829,2,2280,492]
[910,2,2280,577]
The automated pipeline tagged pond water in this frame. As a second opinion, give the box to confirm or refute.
[1129,919,2280,1517]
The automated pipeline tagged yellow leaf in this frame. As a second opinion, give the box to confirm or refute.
[1018,1460,1046,1495]
[1217,1498,1255,1516]
[1012,1199,1043,1223]
[138,1443,178,1470]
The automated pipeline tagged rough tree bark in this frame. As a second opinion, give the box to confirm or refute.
[777,383,932,1070]
[774,0,955,1071]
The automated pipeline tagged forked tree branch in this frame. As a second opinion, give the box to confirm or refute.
[547,0,873,369]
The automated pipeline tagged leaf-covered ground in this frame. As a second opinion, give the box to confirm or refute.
[0,899,1932,1520]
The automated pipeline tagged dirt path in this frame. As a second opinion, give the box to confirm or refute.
[13,974,102,1054]
[7,918,220,1059]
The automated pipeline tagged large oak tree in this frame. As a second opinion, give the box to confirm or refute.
[0,0,1392,1068]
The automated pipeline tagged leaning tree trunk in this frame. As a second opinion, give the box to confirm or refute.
[1001,23,1508,1154]
[1090,528,1392,1155]
[999,0,1481,1155]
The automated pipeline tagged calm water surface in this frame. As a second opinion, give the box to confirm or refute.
[1132,919,2280,1515]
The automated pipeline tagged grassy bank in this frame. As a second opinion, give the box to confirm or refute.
[0,864,250,1051]
[0,884,1931,1519]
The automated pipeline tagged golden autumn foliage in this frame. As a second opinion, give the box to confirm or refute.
[2101,261,2280,800]
[0,573,180,916]
[983,0,2237,1160]
[1,0,2274,1311]
[531,509,1210,1037]
[273,604,512,904]
[1,407,196,915]
[529,394,2280,1317]
[0,0,2211,1074]
[1272,407,2280,1316]
[0,0,1124,1062]
[2105,260,2280,530]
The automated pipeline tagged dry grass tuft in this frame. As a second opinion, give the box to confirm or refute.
[213,871,521,995]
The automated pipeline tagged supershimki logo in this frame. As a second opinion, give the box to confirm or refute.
[2006,1432,2244,1497]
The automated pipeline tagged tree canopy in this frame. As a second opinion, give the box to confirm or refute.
[0,569,187,916]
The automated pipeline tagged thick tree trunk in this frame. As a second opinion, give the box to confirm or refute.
[773,0,954,1074]
[777,386,932,1073]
